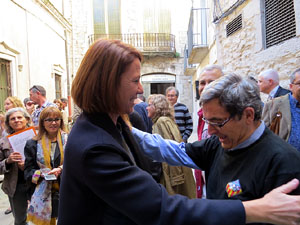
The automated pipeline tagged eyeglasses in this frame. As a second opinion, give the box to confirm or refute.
[44,118,61,123]
[292,82,300,86]
[202,116,232,128]
[31,85,42,92]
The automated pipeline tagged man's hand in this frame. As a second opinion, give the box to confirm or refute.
[244,179,300,225]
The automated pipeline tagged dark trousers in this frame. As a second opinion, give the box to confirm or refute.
[8,183,28,225]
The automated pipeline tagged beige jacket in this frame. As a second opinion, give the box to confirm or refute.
[152,116,196,199]
[262,94,291,141]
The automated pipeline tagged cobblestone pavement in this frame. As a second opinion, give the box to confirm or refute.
[0,175,14,225]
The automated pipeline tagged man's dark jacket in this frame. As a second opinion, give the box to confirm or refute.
[274,86,291,98]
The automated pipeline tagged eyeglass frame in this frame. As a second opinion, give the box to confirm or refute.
[202,116,232,128]
[292,82,300,86]
[44,118,62,123]
[31,85,42,93]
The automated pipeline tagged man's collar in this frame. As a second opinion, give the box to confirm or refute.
[227,121,265,151]
[289,93,300,108]
[269,85,279,98]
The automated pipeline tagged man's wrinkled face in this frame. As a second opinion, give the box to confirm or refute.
[166,89,178,106]
[29,90,39,104]
[202,98,251,150]
[257,76,271,94]
[198,69,222,97]
[290,72,300,103]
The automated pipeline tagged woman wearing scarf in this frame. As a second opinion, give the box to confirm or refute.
[0,107,32,225]
[24,106,68,225]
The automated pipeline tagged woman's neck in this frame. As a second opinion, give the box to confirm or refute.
[47,133,57,142]
[108,113,119,125]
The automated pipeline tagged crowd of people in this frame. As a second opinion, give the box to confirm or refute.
[0,90,69,224]
[0,38,300,225]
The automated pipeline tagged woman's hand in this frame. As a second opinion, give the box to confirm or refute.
[6,152,23,164]
[17,160,25,171]
[48,167,63,178]
[244,179,300,225]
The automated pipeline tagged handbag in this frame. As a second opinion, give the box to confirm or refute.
[269,111,282,135]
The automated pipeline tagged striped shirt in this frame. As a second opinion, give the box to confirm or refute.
[174,102,193,142]
[32,101,57,126]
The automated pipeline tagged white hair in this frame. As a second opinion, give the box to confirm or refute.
[258,69,279,84]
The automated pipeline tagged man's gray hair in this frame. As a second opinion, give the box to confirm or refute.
[5,107,32,134]
[29,85,46,97]
[290,68,300,83]
[258,69,279,83]
[200,73,262,120]
[200,64,224,76]
[165,86,179,97]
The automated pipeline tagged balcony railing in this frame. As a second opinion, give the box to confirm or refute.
[88,33,176,54]
[184,45,196,75]
[186,8,209,65]
[187,8,208,55]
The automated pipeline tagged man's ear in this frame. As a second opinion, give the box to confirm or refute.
[243,107,255,123]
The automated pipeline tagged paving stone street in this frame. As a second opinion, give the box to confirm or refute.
[0,175,13,225]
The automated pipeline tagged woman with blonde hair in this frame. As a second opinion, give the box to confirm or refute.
[4,97,24,112]
[147,94,196,198]
[24,106,68,225]
[54,99,69,132]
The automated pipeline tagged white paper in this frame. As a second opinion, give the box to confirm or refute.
[7,128,36,160]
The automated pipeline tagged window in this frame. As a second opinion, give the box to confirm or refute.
[263,0,296,48]
[93,0,121,35]
[0,59,11,112]
[55,74,62,99]
[226,14,242,37]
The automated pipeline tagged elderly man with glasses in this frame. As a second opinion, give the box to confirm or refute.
[29,85,57,129]
[132,73,300,224]
[262,68,300,152]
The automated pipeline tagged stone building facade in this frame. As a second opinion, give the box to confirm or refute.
[187,0,300,128]
[0,0,73,112]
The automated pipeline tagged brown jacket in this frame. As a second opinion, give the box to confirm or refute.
[0,137,22,197]
[262,94,291,141]
[153,116,196,198]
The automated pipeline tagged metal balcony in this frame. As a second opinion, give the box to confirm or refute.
[184,45,196,75]
[88,33,176,56]
[186,8,209,65]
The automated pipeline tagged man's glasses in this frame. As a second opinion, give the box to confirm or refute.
[44,118,62,123]
[292,82,300,86]
[202,117,232,128]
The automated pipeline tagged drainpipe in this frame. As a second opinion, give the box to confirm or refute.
[64,29,71,117]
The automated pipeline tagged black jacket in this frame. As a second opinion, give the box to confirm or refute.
[58,112,245,225]
[274,86,291,98]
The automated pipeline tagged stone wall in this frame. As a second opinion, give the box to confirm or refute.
[141,56,194,114]
[215,0,300,101]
